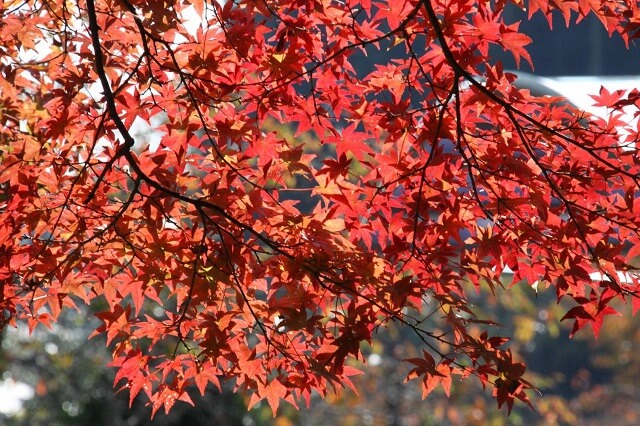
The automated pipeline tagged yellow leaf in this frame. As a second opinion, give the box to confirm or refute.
[23,137,40,161]
[272,53,286,63]
[324,218,345,232]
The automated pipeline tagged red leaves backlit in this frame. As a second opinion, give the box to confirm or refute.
[405,350,453,397]
[499,25,533,69]
[561,286,623,338]
[250,378,290,415]
[2,0,640,419]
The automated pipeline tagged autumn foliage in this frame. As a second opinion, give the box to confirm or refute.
[2,0,640,417]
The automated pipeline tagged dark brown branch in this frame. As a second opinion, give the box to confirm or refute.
[84,0,137,203]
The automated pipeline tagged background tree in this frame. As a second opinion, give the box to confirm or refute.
[2,0,640,417]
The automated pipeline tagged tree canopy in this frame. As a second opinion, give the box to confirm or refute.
[1,0,640,417]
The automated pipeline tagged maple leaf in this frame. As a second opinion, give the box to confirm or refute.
[255,378,289,416]
[325,124,374,159]
[499,24,533,69]
[405,351,452,397]
[590,86,627,108]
